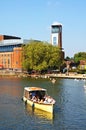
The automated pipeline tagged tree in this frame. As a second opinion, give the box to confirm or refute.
[74,52,86,63]
[22,40,63,72]
[65,56,70,61]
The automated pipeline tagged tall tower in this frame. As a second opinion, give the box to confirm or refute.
[51,22,62,49]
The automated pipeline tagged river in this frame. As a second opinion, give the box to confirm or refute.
[0,77,86,130]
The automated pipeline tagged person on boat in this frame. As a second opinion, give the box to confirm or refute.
[39,99,44,103]
[32,96,37,102]
[47,96,51,103]
[32,92,36,97]
[29,93,32,99]
[30,92,37,101]
[44,96,54,104]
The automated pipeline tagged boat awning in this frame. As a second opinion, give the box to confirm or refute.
[24,87,46,92]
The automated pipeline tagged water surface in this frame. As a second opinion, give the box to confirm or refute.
[0,77,86,130]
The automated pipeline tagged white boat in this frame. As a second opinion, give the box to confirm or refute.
[23,87,55,113]
[51,78,56,84]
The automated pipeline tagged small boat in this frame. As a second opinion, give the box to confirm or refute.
[23,87,55,113]
[51,78,56,84]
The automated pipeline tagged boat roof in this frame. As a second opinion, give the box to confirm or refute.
[24,87,46,92]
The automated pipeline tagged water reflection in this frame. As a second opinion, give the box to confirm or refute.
[0,78,23,97]
[25,104,53,121]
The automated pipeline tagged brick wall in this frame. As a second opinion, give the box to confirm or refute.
[12,47,22,70]
[0,47,22,70]
[0,35,4,41]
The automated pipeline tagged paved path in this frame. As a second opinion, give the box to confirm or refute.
[45,73,86,79]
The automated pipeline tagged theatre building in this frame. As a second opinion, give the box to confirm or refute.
[0,24,64,72]
[0,35,25,71]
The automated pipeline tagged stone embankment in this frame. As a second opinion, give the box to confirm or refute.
[0,69,86,80]
[0,70,25,78]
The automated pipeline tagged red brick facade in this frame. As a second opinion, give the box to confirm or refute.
[0,47,22,70]
[12,47,22,69]
[0,35,4,41]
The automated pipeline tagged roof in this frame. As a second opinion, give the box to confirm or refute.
[51,22,62,26]
[24,87,46,92]
[0,35,21,40]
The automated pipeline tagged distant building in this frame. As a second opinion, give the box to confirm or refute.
[0,35,24,71]
[80,60,86,70]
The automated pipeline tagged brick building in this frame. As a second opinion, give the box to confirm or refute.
[0,32,65,71]
[0,35,24,71]
[79,60,86,70]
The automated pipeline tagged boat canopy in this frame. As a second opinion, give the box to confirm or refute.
[24,87,46,92]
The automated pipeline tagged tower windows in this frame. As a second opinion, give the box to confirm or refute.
[53,37,57,45]
[52,26,59,33]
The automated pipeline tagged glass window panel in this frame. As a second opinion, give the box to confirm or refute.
[53,37,57,45]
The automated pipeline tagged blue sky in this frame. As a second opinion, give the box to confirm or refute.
[0,0,86,57]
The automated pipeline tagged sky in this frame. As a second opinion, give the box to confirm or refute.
[0,0,86,57]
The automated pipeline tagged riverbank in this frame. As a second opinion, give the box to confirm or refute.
[45,73,86,80]
[0,69,86,80]
[0,70,26,78]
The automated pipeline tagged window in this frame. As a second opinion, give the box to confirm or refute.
[52,26,59,33]
[8,59,10,64]
[53,37,57,45]
[16,61,18,64]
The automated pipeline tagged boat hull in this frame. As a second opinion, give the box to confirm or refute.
[23,97,53,113]
[26,105,53,120]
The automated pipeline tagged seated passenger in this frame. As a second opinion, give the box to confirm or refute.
[29,93,32,99]
[32,96,37,102]
[39,99,44,103]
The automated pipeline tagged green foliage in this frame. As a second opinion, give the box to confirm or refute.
[65,56,71,60]
[74,52,86,62]
[22,40,63,72]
